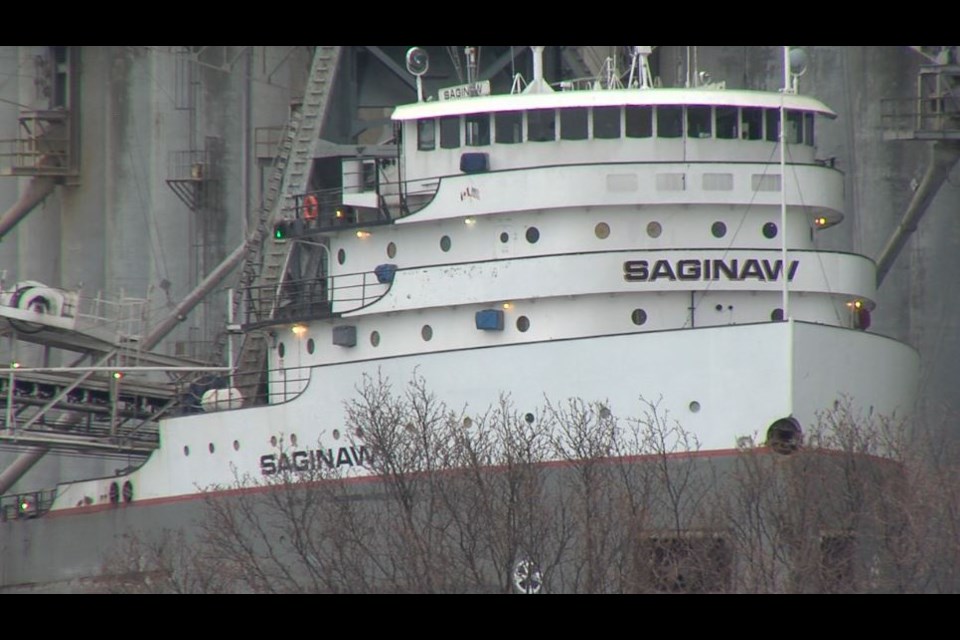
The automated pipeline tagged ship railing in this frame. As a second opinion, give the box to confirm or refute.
[176,362,312,412]
[241,269,392,327]
[281,176,441,233]
[0,488,57,521]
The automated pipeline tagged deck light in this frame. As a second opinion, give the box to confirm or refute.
[292,324,308,338]
[356,230,371,239]
[464,217,476,226]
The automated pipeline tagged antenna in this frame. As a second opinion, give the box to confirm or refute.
[406,47,430,102]
[786,47,808,94]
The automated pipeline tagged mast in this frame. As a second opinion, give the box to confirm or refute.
[780,46,790,319]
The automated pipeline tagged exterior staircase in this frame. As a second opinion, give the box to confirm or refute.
[231,45,343,404]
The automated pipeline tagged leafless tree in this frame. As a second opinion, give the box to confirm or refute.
[103,379,960,593]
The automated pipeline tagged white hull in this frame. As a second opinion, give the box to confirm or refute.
[51,320,918,510]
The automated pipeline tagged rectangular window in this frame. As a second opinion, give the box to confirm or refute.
[593,106,621,139]
[786,110,803,144]
[527,109,556,142]
[687,106,712,139]
[465,113,490,146]
[657,106,683,138]
[804,112,815,146]
[440,116,460,149]
[752,173,782,191]
[560,107,588,140]
[417,119,435,151]
[625,106,653,138]
[765,108,780,142]
[495,110,522,143]
[741,107,763,140]
[716,107,738,139]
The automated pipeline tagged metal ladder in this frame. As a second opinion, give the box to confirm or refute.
[232,45,343,404]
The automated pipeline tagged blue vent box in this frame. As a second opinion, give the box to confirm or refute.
[475,309,504,331]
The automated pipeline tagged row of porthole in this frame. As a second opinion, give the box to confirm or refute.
[276,307,786,358]
[182,428,369,458]
[369,317,532,347]
[340,220,780,266]
[278,341,316,358]
[184,440,242,457]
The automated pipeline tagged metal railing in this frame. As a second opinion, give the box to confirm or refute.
[281,176,441,232]
[881,97,960,138]
[242,269,393,327]
[177,363,313,411]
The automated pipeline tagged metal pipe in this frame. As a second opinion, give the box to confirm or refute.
[0,176,56,240]
[139,240,248,350]
[0,449,48,495]
[876,140,960,287]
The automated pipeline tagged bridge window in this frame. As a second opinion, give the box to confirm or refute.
[560,107,588,140]
[765,108,780,142]
[657,106,683,138]
[417,119,435,151]
[804,112,815,145]
[786,110,803,144]
[687,106,712,138]
[593,106,621,139]
[626,106,653,138]
[527,109,556,142]
[716,107,738,139]
[440,116,460,149]
[465,113,490,146]
[495,110,522,143]
[741,107,763,140]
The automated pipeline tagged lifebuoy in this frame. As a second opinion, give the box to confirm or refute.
[303,194,319,221]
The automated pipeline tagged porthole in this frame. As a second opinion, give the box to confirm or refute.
[208,442,215,454]
[355,426,365,438]
[711,221,727,238]
[440,235,452,252]
[524,412,535,424]
[715,304,723,312]
[370,330,380,347]
[421,324,433,341]
[387,241,397,258]
[631,309,647,326]
[646,221,662,238]
[525,227,540,244]
[306,338,315,354]
[233,440,240,451]
[762,222,778,239]
[499,231,509,243]
[516,315,530,332]
[290,433,298,446]
[332,429,341,440]
[270,435,278,447]
[277,342,285,358]
[337,248,346,265]
[594,222,610,239]
[183,445,190,457]
[771,308,785,321]
[462,417,473,429]
[689,401,701,413]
